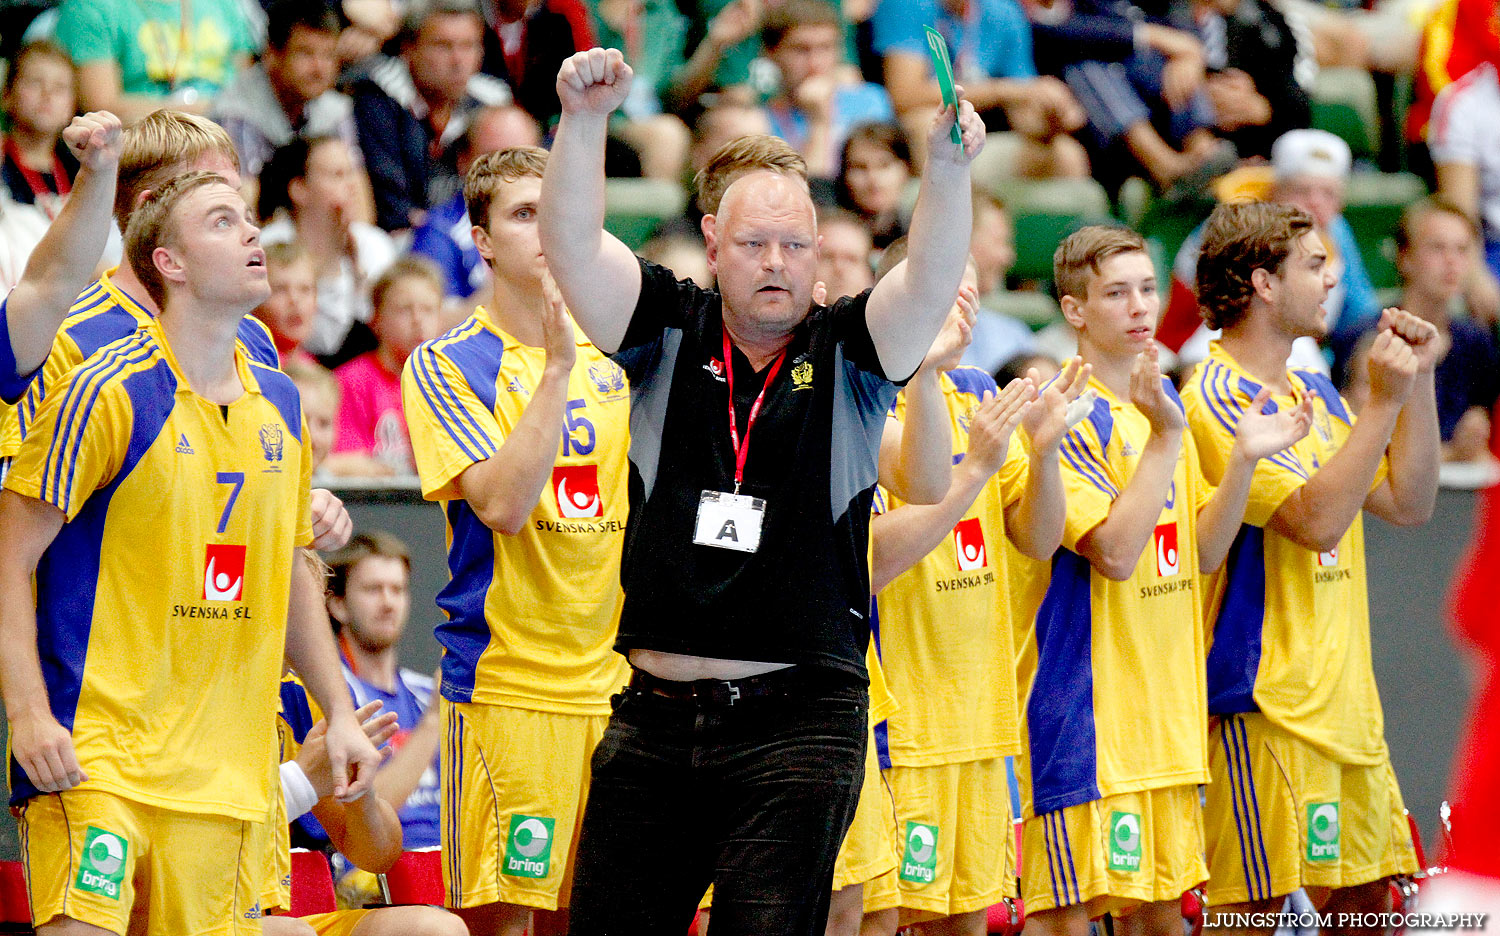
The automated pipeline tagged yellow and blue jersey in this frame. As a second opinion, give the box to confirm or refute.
[3,320,313,819]
[402,306,631,715]
[1,269,279,459]
[872,366,1030,768]
[1182,341,1389,766]
[1015,376,1211,817]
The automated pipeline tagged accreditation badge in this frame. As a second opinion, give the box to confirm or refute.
[693,490,766,553]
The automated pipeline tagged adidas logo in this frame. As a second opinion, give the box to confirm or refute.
[175,433,194,455]
[506,378,528,394]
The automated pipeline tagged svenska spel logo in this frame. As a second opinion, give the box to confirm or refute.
[203,544,247,601]
[503,815,554,879]
[552,466,602,518]
[899,821,939,884]
[1318,546,1339,567]
[1307,802,1340,862]
[74,826,127,899]
[1154,522,1180,577]
[953,517,987,571]
[1108,811,1142,872]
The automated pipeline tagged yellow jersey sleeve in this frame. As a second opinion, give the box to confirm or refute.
[1186,431,1215,514]
[402,346,503,502]
[4,350,133,519]
[1183,381,1309,528]
[1058,417,1117,552]
[995,436,1030,507]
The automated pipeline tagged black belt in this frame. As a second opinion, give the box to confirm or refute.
[628,666,801,706]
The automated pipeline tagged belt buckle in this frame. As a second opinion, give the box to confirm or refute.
[727,684,741,705]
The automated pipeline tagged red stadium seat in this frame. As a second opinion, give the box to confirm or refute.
[0,861,30,931]
[289,849,337,916]
[381,848,443,905]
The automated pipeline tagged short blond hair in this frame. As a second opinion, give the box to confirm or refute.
[123,171,230,309]
[371,255,446,313]
[464,145,547,230]
[117,110,239,227]
[694,134,807,216]
[1053,226,1149,301]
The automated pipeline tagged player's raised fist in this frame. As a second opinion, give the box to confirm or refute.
[1378,306,1446,372]
[927,84,987,166]
[557,48,633,117]
[1367,329,1419,404]
[62,111,124,171]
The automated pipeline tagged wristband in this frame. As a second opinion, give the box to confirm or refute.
[281,760,319,820]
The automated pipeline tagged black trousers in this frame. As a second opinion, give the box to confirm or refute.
[567,671,868,936]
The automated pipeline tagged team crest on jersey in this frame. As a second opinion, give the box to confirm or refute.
[1154,522,1180,577]
[953,517,987,570]
[588,361,626,396]
[259,424,284,464]
[204,544,247,601]
[553,465,603,518]
[1318,546,1339,567]
[791,360,814,390]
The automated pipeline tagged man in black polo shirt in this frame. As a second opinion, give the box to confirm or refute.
[539,47,989,936]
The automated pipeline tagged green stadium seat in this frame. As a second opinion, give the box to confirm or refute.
[983,290,1061,330]
[1343,171,1427,290]
[1311,67,1380,159]
[989,178,1113,283]
[604,178,687,250]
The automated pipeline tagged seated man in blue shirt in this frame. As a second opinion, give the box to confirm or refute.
[326,532,442,852]
[760,1,895,179]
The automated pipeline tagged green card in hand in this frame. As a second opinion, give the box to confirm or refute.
[924,25,963,146]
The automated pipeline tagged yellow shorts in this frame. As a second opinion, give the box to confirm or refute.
[886,759,1017,922]
[439,699,606,912]
[831,721,899,896]
[18,789,262,936]
[1205,714,1418,907]
[300,910,371,936]
[1021,784,1207,919]
[255,791,290,915]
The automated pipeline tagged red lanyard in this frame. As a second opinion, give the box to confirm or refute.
[3,137,70,208]
[722,326,786,493]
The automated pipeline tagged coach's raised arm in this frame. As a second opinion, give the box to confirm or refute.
[539,47,987,373]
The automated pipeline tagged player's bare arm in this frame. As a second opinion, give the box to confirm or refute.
[878,292,979,505]
[285,552,382,802]
[5,112,123,382]
[1076,344,1183,581]
[0,491,84,793]
[1196,387,1313,572]
[870,378,1034,592]
[1007,357,1091,559]
[1364,308,1440,527]
[864,89,987,381]
[1269,324,1418,552]
[539,48,645,354]
[373,690,443,812]
[457,273,578,535]
[311,775,404,873]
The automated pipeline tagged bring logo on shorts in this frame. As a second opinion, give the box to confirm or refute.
[1307,802,1340,862]
[504,815,555,878]
[1108,811,1142,872]
[899,821,938,884]
[75,826,128,899]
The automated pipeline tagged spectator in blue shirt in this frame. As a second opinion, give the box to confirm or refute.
[872,0,1089,179]
[760,0,894,178]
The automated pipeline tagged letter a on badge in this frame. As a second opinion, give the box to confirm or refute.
[717,520,738,541]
